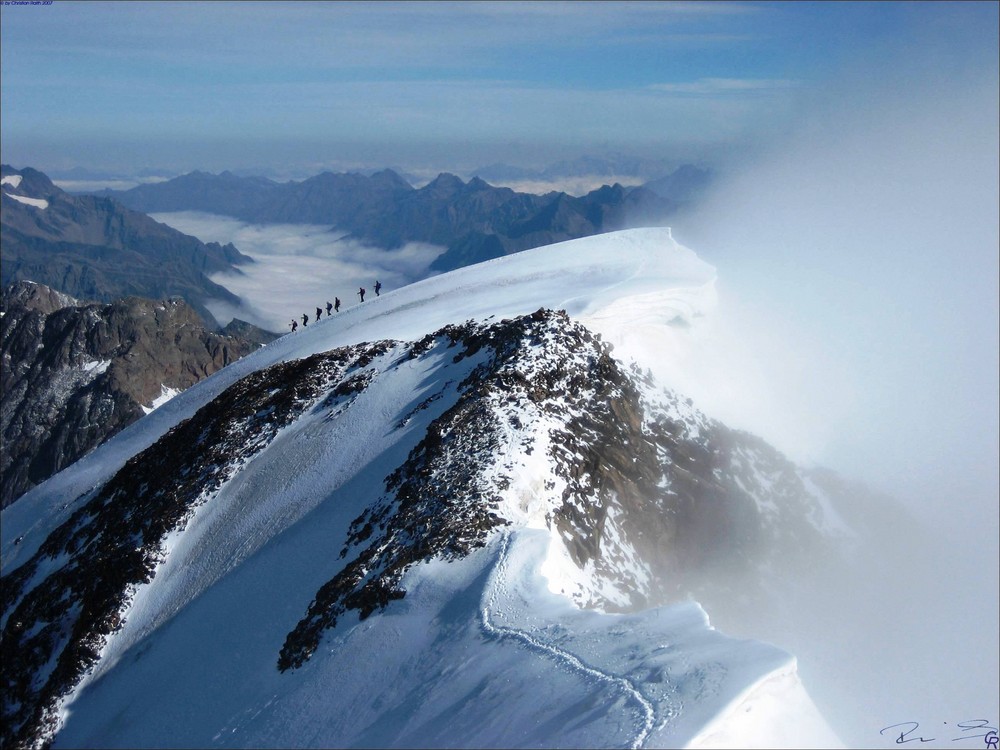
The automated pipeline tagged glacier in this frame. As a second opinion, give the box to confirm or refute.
[2,228,843,748]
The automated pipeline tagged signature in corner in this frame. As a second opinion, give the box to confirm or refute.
[879,720,998,745]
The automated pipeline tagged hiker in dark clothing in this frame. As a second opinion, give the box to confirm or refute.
[290,319,298,333]
[316,307,322,323]
[374,280,382,297]
[358,287,366,303]
[334,297,341,312]
[301,313,308,327]
[326,301,333,316]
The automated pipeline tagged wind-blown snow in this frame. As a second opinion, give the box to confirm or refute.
[3,228,842,748]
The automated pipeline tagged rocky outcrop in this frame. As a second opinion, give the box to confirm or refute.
[0,282,267,508]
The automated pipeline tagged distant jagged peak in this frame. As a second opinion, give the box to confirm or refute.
[0,165,60,209]
[1,280,81,314]
[368,167,414,190]
[465,175,494,191]
[423,171,466,192]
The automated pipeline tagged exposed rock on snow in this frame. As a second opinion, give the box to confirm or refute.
[0,282,266,508]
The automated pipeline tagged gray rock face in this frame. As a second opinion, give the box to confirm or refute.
[1,165,252,325]
[0,281,265,508]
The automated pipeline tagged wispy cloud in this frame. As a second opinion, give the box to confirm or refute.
[0,0,779,171]
[3,1,995,178]
[2,1,762,74]
[649,78,799,95]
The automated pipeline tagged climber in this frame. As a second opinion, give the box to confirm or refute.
[326,301,333,316]
[374,280,382,297]
[358,287,366,303]
[334,297,341,312]
[315,307,322,323]
[290,319,298,333]
[301,313,308,327]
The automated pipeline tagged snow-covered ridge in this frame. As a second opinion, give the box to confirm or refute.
[1,228,846,749]
[1,228,713,563]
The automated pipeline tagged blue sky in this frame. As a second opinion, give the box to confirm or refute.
[1,1,997,177]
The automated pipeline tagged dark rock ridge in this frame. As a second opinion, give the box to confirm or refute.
[0,281,268,508]
[1,165,252,325]
[1,309,875,748]
[96,169,678,273]
[1,338,400,748]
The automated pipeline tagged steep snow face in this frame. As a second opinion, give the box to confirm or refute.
[52,532,840,750]
[2,229,846,749]
[4,310,844,749]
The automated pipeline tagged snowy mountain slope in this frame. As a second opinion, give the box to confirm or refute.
[51,531,836,750]
[2,228,846,748]
[1,228,712,567]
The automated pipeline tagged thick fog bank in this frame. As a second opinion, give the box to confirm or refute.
[669,25,998,747]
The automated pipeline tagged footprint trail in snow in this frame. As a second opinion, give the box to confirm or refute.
[480,530,658,750]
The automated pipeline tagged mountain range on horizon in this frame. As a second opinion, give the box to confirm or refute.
[42,152,709,194]
[90,165,702,273]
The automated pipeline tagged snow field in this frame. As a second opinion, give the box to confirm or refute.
[4,192,49,209]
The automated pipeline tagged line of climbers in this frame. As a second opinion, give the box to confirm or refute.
[288,280,382,332]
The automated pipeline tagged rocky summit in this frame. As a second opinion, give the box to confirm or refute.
[0,281,269,508]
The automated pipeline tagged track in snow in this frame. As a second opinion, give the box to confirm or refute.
[480,530,657,750]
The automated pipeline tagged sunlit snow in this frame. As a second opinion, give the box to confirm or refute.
[4,228,844,749]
